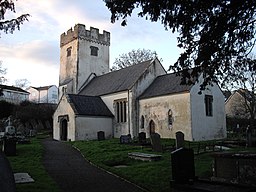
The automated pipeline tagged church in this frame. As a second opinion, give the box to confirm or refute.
[53,24,226,142]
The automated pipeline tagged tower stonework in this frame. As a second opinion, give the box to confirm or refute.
[59,24,110,97]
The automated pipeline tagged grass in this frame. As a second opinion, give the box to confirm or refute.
[3,133,60,192]
[71,139,214,192]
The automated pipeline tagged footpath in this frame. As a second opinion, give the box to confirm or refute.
[42,139,145,192]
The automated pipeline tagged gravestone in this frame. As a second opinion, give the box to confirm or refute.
[175,131,185,149]
[150,133,163,152]
[171,148,195,184]
[138,132,146,145]
[120,134,132,144]
[97,131,105,141]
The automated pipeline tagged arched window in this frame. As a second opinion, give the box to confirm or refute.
[149,120,155,135]
[141,115,145,129]
[114,99,127,123]
[116,102,120,123]
[168,109,173,128]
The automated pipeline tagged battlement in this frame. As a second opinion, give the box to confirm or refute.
[60,24,110,47]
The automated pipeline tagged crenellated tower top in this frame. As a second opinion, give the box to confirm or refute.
[60,24,110,47]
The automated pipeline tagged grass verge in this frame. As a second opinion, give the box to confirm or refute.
[5,134,60,192]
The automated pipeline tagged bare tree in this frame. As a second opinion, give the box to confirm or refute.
[15,78,30,89]
[111,48,160,70]
[0,61,7,84]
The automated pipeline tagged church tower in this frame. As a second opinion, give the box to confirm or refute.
[58,24,110,97]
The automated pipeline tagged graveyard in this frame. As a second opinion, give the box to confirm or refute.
[1,130,256,192]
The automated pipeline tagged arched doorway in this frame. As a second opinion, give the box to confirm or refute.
[60,119,68,141]
[149,120,155,135]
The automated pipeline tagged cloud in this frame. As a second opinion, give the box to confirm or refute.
[0,40,59,67]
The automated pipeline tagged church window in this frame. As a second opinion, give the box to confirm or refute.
[205,95,213,116]
[67,47,72,57]
[141,115,145,129]
[115,99,127,123]
[168,110,173,128]
[90,46,99,56]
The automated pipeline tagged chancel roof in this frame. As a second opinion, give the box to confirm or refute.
[139,72,194,99]
[79,60,153,96]
[67,94,113,117]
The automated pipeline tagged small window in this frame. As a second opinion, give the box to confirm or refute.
[205,95,213,116]
[90,46,98,56]
[168,110,173,128]
[67,47,72,57]
[141,115,145,129]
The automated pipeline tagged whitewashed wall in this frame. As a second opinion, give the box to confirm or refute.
[190,77,226,141]
[75,116,113,140]
[101,91,129,138]
[139,92,193,140]
[53,95,76,141]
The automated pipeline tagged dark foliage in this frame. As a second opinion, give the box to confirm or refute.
[0,100,15,119]
[104,0,256,89]
[0,0,30,35]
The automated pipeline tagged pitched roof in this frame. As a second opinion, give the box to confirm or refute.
[0,84,29,94]
[66,94,113,117]
[139,72,194,99]
[79,60,153,96]
[31,85,56,91]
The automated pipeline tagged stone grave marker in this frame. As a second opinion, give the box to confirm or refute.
[175,131,185,149]
[150,133,163,152]
[97,131,105,141]
[120,134,132,144]
[138,132,146,145]
[171,148,195,184]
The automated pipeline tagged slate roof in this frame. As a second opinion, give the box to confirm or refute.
[0,84,29,94]
[31,85,56,91]
[79,60,153,96]
[139,72,194,99]
[66,94,113,117]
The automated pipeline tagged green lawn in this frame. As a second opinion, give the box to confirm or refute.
[5,134,60,192]
[71,139,214,192]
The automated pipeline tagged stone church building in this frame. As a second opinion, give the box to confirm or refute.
[53,24,226,141]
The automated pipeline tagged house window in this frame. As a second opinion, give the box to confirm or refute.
[168,109,173,128]
[141,115,145,129]
[205,95,213,116]
[90,46,98,56]
[67,47,72,57]
[115,100,127,123]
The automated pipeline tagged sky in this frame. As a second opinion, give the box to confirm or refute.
[0,0,182,87]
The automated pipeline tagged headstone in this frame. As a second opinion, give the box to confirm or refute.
[120,134,132,144]
[171,148,195,184]
[150,133,163,152]
[97,131,105,141]
[138,132,146,145]
[175,131,185,149]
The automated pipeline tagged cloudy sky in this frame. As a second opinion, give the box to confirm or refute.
[0,0,181,87]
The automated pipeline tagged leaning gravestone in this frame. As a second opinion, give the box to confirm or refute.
[171,148,195,184]
[150,133,163,152]
[175,131,185,149]
[120,134,132,144]
[97,131,105,141]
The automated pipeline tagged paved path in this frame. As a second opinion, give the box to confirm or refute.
[42,139,145,192]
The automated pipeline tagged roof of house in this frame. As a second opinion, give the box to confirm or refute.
[79,59,154,96]
[66,94,114,117]
[0,84,29,94]
[139,72,194,99]
[30,85,56,91]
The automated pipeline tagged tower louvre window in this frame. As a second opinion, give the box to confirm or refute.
[67,47,72,57]
[90,46,99,56]
[205,95,213,116]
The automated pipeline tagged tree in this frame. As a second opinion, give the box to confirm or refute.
[15,78,30,89]
[111,48,159,70]
[104,0,256,89]
[226,56,256,130]
[0,0,30,35]
[0,61,7,84]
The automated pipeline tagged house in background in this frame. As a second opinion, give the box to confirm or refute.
[27,85,58,104]
[53,24,226,141]
[0,84,29,104]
